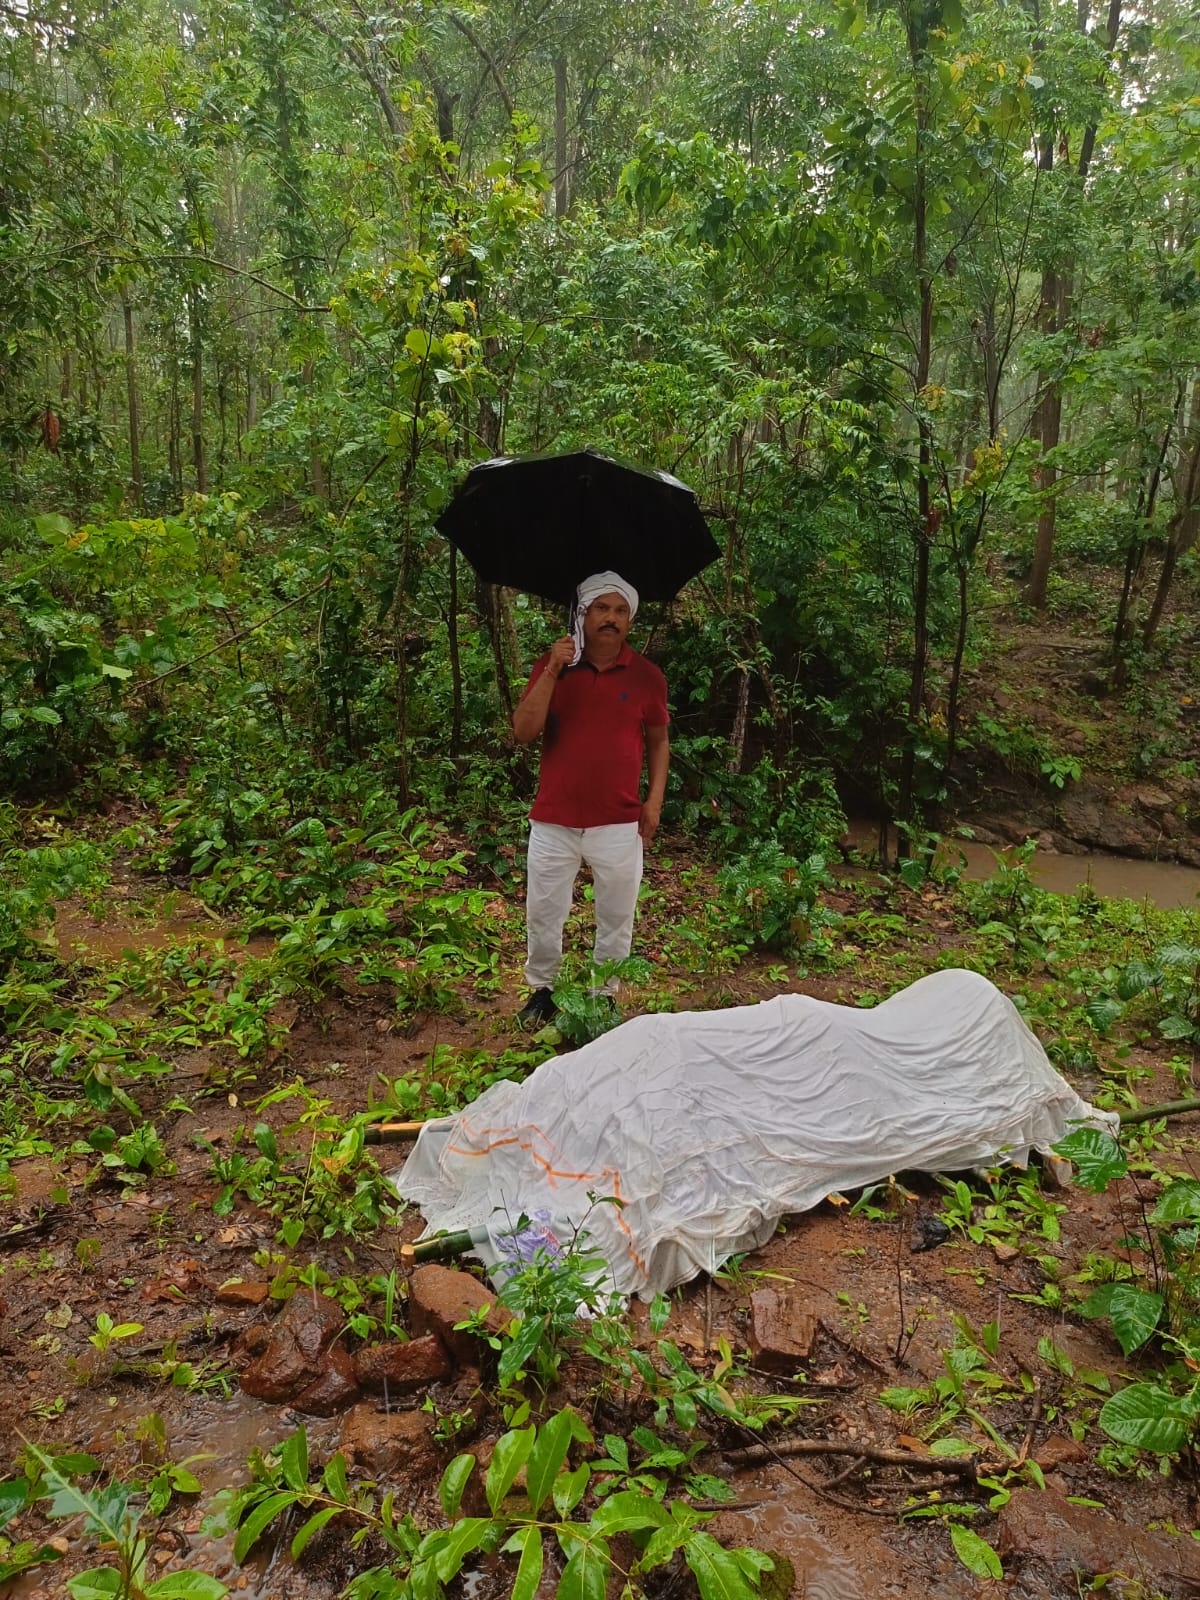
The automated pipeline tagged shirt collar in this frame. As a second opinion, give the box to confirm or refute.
[574,641,634,673]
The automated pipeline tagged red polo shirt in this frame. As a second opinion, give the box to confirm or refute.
[522,644,669,828]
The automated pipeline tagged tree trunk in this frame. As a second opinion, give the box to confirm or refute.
[896,19,934,858]
[1142,377,1200,650]
[189,287,207,493]
[122,292,142,508]
[1026,0,1122,608]
[448,545,464,758]
[554,55,570,217]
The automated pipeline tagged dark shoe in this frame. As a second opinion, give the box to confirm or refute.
[516,987,556,1029]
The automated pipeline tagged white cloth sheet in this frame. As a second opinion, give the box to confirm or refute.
[395,969,1117,1298]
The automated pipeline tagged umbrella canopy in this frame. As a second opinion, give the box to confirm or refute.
[435,447,720,605]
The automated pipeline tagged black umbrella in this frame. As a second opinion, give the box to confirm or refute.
[435,447,720,605]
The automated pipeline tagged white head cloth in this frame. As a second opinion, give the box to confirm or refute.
[570,571,639,665]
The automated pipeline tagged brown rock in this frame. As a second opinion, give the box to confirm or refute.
[214,1279,272,1307]
[748,1287,817,1372]
[234,1324,272,1361]
[294,1343,360,1416]
[998,1486,1200,1587]
[240,1290,347,1404]
[409,1265,509,1366]
[338,1403,436,1477]
[992,1242,1020,1263]
[355,1334,452,1394]
[1032,1433,1089,1471]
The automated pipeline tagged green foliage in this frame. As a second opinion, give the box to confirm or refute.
[230,1413,775,1600]
[12,1442,225,1600]
[550,958,652,1047]
[715,847,836,956]
[201,1092,403,1245]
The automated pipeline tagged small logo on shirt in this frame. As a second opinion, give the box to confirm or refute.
[619,691,629,701]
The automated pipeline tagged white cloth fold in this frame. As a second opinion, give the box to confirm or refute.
[395,969,1118,1299]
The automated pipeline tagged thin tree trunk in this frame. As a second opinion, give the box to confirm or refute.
[897,21,934,858]
[554,55,569,217]
[189,286,207,493]
[728,668,750,773]
[1026,0,1122,608]
[448,545,464,757]
[1142,378,1200,649]
[122,292,142,508]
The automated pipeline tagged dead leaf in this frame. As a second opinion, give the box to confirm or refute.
[44,1302,74,1328]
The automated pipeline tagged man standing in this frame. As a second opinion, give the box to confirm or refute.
[511,571,669,1028]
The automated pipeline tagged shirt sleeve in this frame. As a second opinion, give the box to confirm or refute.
[644,665,669,727]
[519,653,551,703]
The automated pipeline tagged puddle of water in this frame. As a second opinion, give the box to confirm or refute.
[47,905,275,963]
[6,1392,327,1600]
[725,1496,902,1599]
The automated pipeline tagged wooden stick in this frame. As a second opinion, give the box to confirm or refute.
[1118,1097,1200,1128]
[723,1437,978,1482]
[364,1122,425,1144]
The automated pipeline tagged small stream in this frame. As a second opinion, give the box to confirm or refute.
[847,823,1200,910]
[953,840,1200,909]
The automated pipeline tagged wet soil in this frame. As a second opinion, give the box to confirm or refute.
[3,857,1200,1599]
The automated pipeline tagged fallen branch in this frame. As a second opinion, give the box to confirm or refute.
[724,1437,978,1483]
[1118,1097,1200,1128]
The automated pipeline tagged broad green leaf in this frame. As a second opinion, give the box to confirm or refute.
[280,1429,308,1492]
[1079,1285,1162,1355]
[439,1454,476,1519]
[67,1571,123,1600]
[1099,1384,1192,1454]
[1116,960,1159,1001]
[486,1426,535,1515]
[1052,1128,1126,1192]
[100,663,132,680]
[290,1505,339,1560]
[322,1454,349,1501]
[233,1492,295,1563]
[684,1531,767,1600]
[1151,1180,1200,1224]
[948,1524,1002,1579]
[0,1478,30,1531]
[1083,996,1123,1033]
[642,1522,691,1570]
[1159,1015,1198,1042]
[405,329,431,361]
[555,1533,611,1600]
[552,1464,590,1520]
[145,1573,230,1598]
[433,1517,499,1584]
[928,1437,977,1457]
[526,1411,577,1512]
[592,1492,672,1535]
[503,1523,543,1600]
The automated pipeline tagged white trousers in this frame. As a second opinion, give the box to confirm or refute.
[524,821,643,993]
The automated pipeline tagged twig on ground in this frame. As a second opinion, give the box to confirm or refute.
[724,1436,978,1483]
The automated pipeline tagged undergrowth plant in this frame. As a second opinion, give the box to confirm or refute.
[3,1440,225,1598]
[228,1412,780,1600]
[1055,1126,1200,1463]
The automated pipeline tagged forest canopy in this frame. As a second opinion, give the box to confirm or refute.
[2,0,1198,842]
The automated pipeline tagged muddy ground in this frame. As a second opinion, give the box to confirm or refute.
[2,849,1200,1600]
